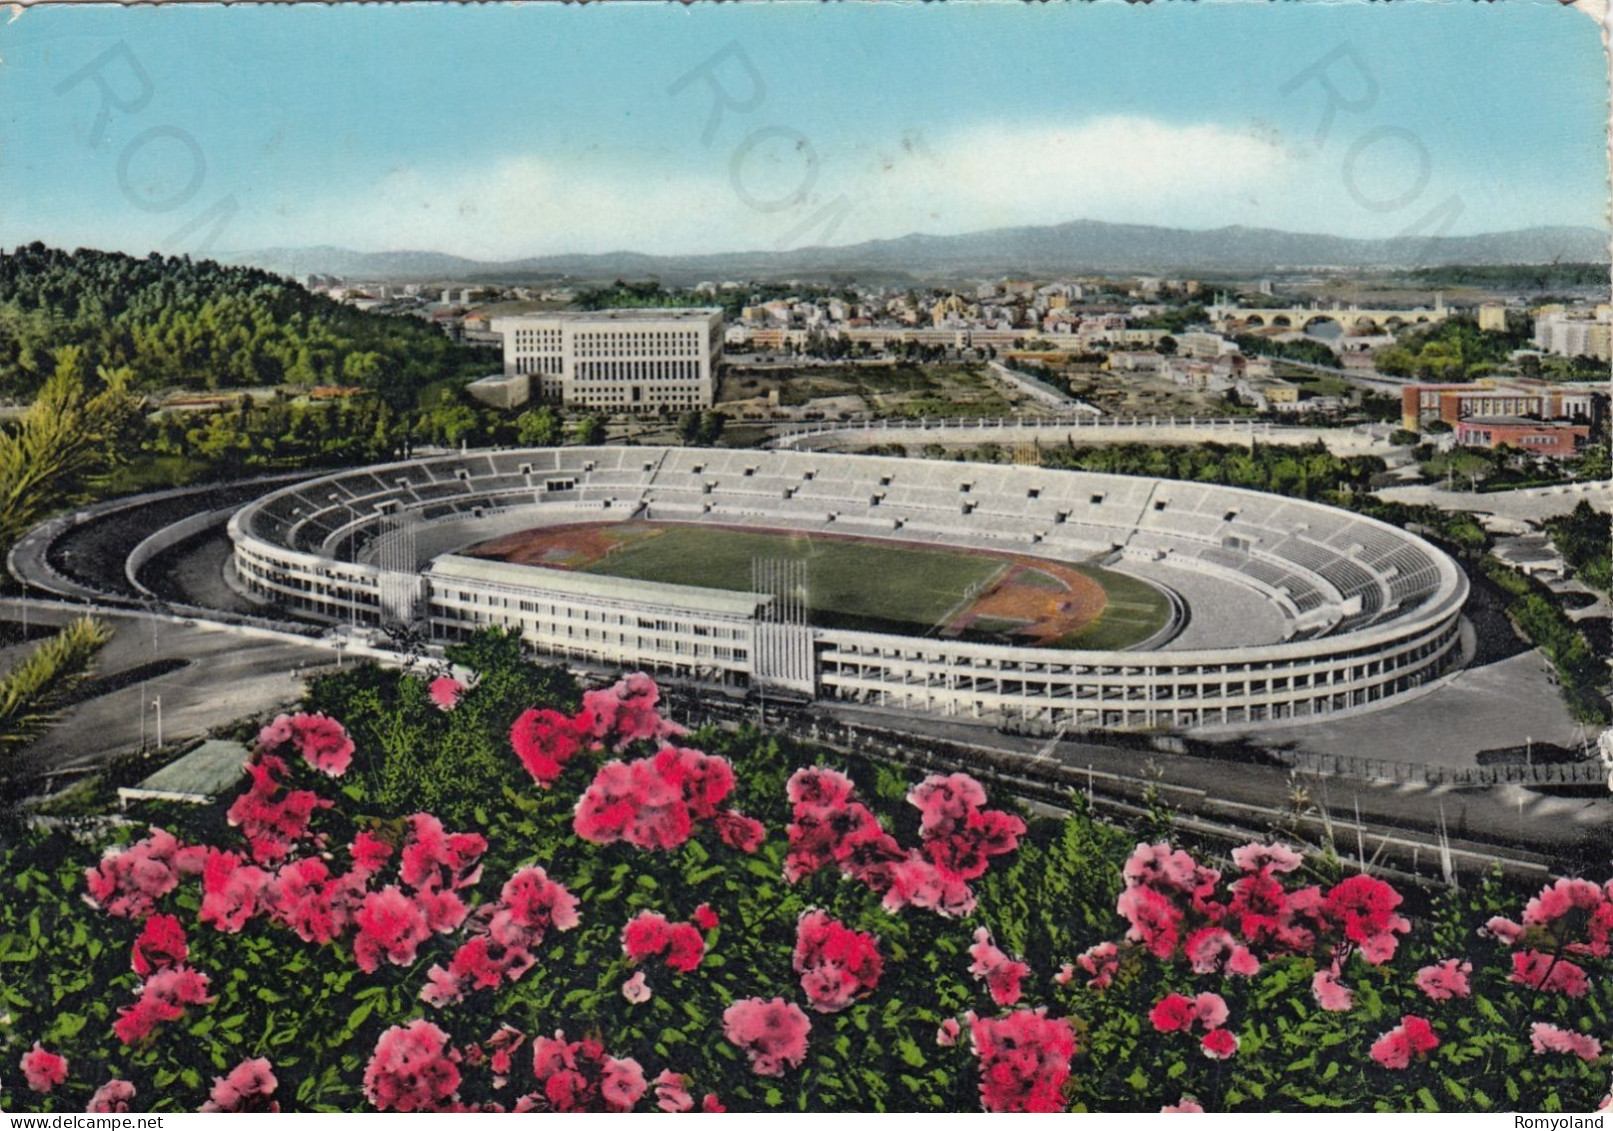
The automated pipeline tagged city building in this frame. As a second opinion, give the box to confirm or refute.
[1477,303,1510,333]
[1533,309,1612,361]
[490,309,724,413]
[1400,378,1606,431]
[465,372,531,410]
[1454,417,1591,458]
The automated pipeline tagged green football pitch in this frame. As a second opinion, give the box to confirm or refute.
[547,523,1174,648]
[581,525,999,637]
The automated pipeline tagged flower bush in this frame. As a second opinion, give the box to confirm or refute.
[2,629,1612,1112]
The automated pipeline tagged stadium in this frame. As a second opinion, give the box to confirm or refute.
[227,446,1470,731]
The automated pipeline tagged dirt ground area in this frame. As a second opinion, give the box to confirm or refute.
[940,560,1108,646]
[716,363,1019,422]
[1043,365,1241,417]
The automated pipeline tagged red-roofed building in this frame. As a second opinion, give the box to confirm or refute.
[1454,416,1590,458]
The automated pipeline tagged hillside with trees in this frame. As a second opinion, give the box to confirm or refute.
[0,244,494,403]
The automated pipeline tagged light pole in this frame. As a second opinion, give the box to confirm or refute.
[152,695,163,748]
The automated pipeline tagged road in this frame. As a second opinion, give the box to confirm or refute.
[1375,480,1612,521]
[0,601,337,785]
[815,701,1613,875]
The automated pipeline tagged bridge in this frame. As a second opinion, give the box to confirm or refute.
[1208,298,1453,334]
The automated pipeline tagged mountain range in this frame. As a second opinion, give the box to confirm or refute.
[219,220,1610,284]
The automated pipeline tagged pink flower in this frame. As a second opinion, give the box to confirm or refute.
[20,1044,67,1093]
[600,1058,647,1112]
[967,927,1029,1007]
[882,852,977,918]
[1510,950,1590,997]
[490,865,581,947]
[1322,874,1410,965]
[1124,842,1221,898]
[786,765,857,809]
[794,910,883,1013]
[1054,963,1075,985]
[573,759,692,850]
[653,1069,695,1113]
[665,923,705,973]
[936,1018,962,1047]
[1524,878,1606,927]
[265,857,361,945]
[353,886,430,973]
[1163,1097,1205,1113]
[1530,1023,1603,1062]
[131,913,188,976]
[198,848,270,932]
[968,1009,1077,1113]
[1150,992,1227,1034]
[485,1025,526,1089]
[785,764,1016,919]
[398,812,486,893]
[1200,1028,1239,1060]
[200,1058,279,1113]
[1231,841,1304,875]
[1183,927,1260,977]
[364,1021,462,1112]
[1415,959,1473,1002]
[350,830,393,876]
[295,713,355,776]
[722,997,812,1076]
[1311,969,1354,1012]
[529,1030,646,1111]
[693,903,720,930]
[582,672,685,750]
[511,708,589,787]
[1484,915,1525,944]
[623,911,672,961]
[1191,992,1228,1030]
[1117,884,1184,959]
[622,971,652,1004]
[83,827,188,919]
[1075,941,1121,989]
[259,712,354,777]
[226,754,332,863]
[1369,1015,1439,1070]
[1150,994,1196,1033]
[113,965,213,1045]
[654,745,736,820]
[86,1080,137,1113]
[713,809,767,853]
[428,676,467,711]
[907,773,988,838]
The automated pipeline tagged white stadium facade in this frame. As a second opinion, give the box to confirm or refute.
[227,446,1469,732]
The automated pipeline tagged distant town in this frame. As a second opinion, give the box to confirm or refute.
[278,268,1609,463]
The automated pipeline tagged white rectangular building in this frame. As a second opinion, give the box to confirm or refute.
[1534,311,1612,362]
[490,308,724,413]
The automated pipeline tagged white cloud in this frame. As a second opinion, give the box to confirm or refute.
[241,114,1482,258]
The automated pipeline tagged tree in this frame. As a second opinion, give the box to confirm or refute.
[0,616,111,771]
[572,415,608,446]
[516,406,563,447]
[0,350,142,555]
[676,411,704,446]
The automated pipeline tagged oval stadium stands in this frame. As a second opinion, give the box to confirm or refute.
[229,446,1468,731]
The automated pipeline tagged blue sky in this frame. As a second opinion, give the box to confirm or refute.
[1,1,1606,259]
